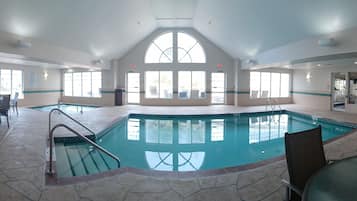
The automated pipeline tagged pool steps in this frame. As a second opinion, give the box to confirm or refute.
[55,143,113,177]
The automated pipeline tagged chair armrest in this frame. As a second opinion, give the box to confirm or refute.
[281,179,303,197]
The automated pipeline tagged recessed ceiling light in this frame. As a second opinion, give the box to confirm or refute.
[354,61,357,65]
[317,64,321,67]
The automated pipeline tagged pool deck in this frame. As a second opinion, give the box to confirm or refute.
[1,104,357,201]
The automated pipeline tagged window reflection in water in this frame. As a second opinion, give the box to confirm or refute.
[211,119,224,141]
[145,151,173,171]
[127,119,140,141]
[145,120,173,144]
[178,120,205,144]
[249,114,288,144]
[145,151,205,171]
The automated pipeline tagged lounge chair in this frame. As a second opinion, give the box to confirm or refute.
[282,125,327,201]
[0,95,11,128]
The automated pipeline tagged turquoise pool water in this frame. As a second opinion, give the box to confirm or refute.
[32,104,98,113]
[54,111,354,177]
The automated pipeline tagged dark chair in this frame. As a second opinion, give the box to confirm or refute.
[0,95,11,128]
[282,125,327,201]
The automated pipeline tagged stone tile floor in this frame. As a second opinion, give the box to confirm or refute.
[0,104,357,201]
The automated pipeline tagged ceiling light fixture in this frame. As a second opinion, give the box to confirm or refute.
[318,38,337,47]
[317,64,321,67]
[93,59,104,65]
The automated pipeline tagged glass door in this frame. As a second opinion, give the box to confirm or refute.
[127,73,140,104]
[332,72,346,111]
[211,72,225,104]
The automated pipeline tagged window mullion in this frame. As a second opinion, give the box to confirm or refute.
[10,70,12,97]
[72,73,74,96]
[279,73,282,97]
[90,72,93,97]
[270,72,272,98]
[158,71,160,98]
[190,71,193,99]
[259,72,262,98]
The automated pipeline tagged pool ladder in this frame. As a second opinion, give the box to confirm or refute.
[47,108,120,175]
[265,98,282,112]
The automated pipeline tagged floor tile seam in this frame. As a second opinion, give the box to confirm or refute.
[256,184,284,201]
[4,179,39,201]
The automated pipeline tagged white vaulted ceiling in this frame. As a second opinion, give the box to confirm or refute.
[1,0,357,60]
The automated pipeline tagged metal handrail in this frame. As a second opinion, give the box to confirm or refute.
[48,123,120,174]
[49,108,95,137]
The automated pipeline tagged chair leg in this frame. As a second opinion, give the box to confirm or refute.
[285,186,290,201]
[6,115,9,128]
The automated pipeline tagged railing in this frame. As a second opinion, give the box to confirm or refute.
[48,108,95,136]
[266,98,282,112]
[48,124,120,174]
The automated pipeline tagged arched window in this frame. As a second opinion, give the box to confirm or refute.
[145,32,173,63]
[177,32,206,63]
[144,31,206,64]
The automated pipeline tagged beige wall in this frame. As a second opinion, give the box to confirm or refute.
[236,94,292,106]
[20,92,61,107]
[135,93,235,106]
[61,94,114,106]
[293,93,331,111]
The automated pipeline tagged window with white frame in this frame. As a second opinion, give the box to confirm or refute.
[178,71,206,99]
[211,72,225,104]
[249,72,290,98]
[64,71,102,97]
[177,32,206,63]
[0,69,23,99]
[145,32,173,63]
[145,32,206,64]
[145,71,173,99]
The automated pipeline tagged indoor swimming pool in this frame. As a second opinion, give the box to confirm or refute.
[54,111,354,178]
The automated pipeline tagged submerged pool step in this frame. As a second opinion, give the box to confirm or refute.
[54,143,73,177]
[55,143,112,177]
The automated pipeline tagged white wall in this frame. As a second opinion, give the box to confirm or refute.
[115,28,235,106]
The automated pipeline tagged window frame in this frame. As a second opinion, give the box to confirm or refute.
[0,68,24,99]
[211,72,225,104]
[127,72,141,104]
[64,71,102,98]
[249,72,290,99]
[144,31,206,64]
[178,71,206,99]
[145,71,173,99]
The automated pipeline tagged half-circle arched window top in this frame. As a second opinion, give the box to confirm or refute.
[145,32,206,64]
[145,32,173,63]
[177,32,206,63]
